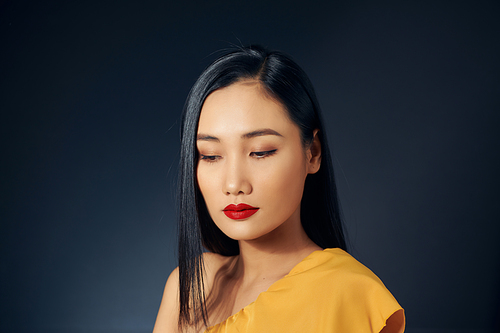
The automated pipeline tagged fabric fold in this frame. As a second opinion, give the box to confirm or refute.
[205,248,405,333]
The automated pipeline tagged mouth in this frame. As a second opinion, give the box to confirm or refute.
[223,203,259,220]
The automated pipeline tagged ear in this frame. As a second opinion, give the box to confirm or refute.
[307,129,321,174]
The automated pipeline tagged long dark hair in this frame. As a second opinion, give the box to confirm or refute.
[177,45,346,329]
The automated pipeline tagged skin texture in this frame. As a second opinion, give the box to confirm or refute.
[153,80,322,332]
[196,80,317,242]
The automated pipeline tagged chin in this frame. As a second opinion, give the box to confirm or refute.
[214,220,278,242]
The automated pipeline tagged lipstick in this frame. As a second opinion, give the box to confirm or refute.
[223,203,259,220]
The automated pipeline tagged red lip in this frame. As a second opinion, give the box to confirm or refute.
[223,203,259,220]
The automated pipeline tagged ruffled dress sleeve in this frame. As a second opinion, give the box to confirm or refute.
[205,248,405,333]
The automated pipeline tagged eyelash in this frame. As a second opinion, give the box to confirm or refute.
[200,149,277,163]
[199,155,220,163]
[250,149,277,158]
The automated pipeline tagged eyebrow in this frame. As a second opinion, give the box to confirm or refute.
[197,128,283,142]
[242,128,283,139]
[196,134,220,142]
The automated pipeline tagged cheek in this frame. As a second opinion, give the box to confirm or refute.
[258,151,307,209]
[197,166,218,209]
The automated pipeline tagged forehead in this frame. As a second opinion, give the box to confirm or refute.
[197,80,296,137]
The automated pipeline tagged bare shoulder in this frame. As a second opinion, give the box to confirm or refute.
[202,252,236,289]
[153,253,236,333]
[153,267,180,333]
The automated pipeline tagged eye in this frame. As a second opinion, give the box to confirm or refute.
[200,155,221,163]
[250,149,277,158]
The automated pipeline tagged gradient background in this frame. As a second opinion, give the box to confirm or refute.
[1,0,499,332]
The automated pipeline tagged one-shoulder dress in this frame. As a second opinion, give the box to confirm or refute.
[205,248,405,333]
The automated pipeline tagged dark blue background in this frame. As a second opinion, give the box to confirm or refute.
[1,0,499,332]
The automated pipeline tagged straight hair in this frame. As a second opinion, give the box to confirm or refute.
[177,45,346,329]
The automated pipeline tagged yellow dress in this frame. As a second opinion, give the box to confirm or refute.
[205,248,405,332]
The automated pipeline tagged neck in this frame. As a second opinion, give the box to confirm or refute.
[235,210,321,283]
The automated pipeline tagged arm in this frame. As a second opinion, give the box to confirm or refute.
[153,267,180,333]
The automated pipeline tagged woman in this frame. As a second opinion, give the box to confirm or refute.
[153,45,405,333]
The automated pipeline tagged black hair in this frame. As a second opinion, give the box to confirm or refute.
[177,45,347,329]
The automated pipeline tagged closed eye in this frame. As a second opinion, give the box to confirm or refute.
[250,149,277,158]
[200,155,221,163]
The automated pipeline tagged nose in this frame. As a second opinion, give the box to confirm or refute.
[223,157,252,196]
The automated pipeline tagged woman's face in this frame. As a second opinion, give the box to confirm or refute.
[196,80,319,242]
